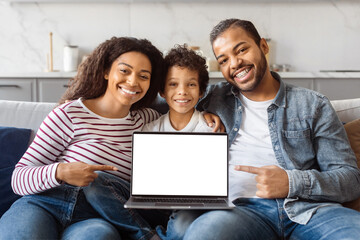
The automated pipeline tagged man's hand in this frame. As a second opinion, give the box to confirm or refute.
[235,165,289,198]
[203,112,225,132]
[56,162,118,186]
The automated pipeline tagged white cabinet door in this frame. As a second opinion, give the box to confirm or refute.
[315,78,360,100]
[37,79,70,103]
[282,78,314,90]
[0,78,36,101]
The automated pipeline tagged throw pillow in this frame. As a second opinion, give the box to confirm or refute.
[343,118,360,211]
[0,126,32,217]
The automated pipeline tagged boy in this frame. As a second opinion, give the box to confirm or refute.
[143,44,213,132]
[143,45,215,239]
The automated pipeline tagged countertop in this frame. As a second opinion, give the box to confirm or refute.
[1,71,360,79]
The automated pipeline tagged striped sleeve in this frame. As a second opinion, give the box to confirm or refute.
[11,105,74,195]
[137,108,160,124]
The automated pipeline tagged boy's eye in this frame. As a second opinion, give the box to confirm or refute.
[189,83,197,87]
[169,82,177,87]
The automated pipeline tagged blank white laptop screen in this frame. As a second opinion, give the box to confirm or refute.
[131,132,228,197]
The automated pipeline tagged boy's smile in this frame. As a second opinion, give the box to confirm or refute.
[161,66,202,119]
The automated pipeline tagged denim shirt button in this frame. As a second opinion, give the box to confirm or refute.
[234,128,238,132]
[275,145,279,150]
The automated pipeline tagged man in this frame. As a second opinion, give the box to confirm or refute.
[178,19,360,239]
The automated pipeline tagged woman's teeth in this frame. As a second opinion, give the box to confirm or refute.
[122,88,137,95]
[236,68,250,79]
[175,100,190,103]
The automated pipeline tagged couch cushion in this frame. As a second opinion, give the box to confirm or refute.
[0,126,32,217]
[331,98,360,123]
[343,118,360,211]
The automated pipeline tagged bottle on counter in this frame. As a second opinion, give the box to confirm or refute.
[63,45,79,72]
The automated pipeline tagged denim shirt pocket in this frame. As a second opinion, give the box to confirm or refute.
[281,128,316,168]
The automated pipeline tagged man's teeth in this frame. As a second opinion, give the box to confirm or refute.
[122,88,137,95]
[175,100,190,103]
[236,68,250,79]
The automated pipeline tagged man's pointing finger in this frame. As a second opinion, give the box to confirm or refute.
[234,165,261,174]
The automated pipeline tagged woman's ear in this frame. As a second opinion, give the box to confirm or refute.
[104,74,109,80]
[159,91,165,98]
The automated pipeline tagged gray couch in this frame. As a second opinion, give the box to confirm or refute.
[0,98,360,216]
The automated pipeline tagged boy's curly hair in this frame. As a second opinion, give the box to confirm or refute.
[163,44,209,95]
[59,37,164,111]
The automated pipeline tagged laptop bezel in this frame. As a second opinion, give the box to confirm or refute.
[130,131,229,200]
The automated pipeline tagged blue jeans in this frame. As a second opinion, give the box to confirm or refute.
[0,172,161,240]
[164,198,360,240]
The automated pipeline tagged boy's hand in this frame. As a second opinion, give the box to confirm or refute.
[56,162,118,186]
[203,112,225,132]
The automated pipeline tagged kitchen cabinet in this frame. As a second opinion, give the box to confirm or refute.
[0,77,70,103]
[207,73,360,101]
[0,78,36,102]
[37,78,70,102]
[282,78,314,90]
[315,78,360,100]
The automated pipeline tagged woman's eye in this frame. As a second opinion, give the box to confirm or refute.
[169,82,177,87]
[189,83,197,87]
[120,69,127,73]
[141,75,150,80]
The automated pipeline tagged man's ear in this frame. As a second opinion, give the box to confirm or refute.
[260,38,269,55]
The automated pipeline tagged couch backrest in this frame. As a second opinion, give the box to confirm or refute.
[0,98,359,138]
[0,100,56,142]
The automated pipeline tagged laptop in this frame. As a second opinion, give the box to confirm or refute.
[124,132,235,210]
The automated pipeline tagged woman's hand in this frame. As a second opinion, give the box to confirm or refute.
[55,162,118,186]
[203,112,225,132]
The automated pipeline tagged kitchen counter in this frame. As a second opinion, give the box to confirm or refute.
[209,71,360,79]
[1,71,360,79]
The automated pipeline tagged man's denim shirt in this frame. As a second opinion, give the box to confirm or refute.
[197,72,360,224]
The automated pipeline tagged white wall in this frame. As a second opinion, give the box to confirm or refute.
[0,1,359,73]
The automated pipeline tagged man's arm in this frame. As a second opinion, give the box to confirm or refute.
[286,97,360,203]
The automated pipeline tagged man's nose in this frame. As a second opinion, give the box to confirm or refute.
[230,56,242,70]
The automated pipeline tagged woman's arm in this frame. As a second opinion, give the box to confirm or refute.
[11,107,74,195]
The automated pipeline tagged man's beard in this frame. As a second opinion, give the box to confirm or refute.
[231,52,267,92]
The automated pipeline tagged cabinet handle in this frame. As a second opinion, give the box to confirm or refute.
[63,85,69,88]
[0,84,20,88]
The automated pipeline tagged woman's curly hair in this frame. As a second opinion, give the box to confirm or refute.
[162,44,209,95]
[59,37,164,111]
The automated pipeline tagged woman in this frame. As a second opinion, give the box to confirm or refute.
[0,37,165,240]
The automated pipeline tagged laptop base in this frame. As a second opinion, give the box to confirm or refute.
[124,197,235,210]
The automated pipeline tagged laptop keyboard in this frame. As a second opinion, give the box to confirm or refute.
[133,198,226,204]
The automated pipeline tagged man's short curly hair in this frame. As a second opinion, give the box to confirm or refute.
[162,44,209,95]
